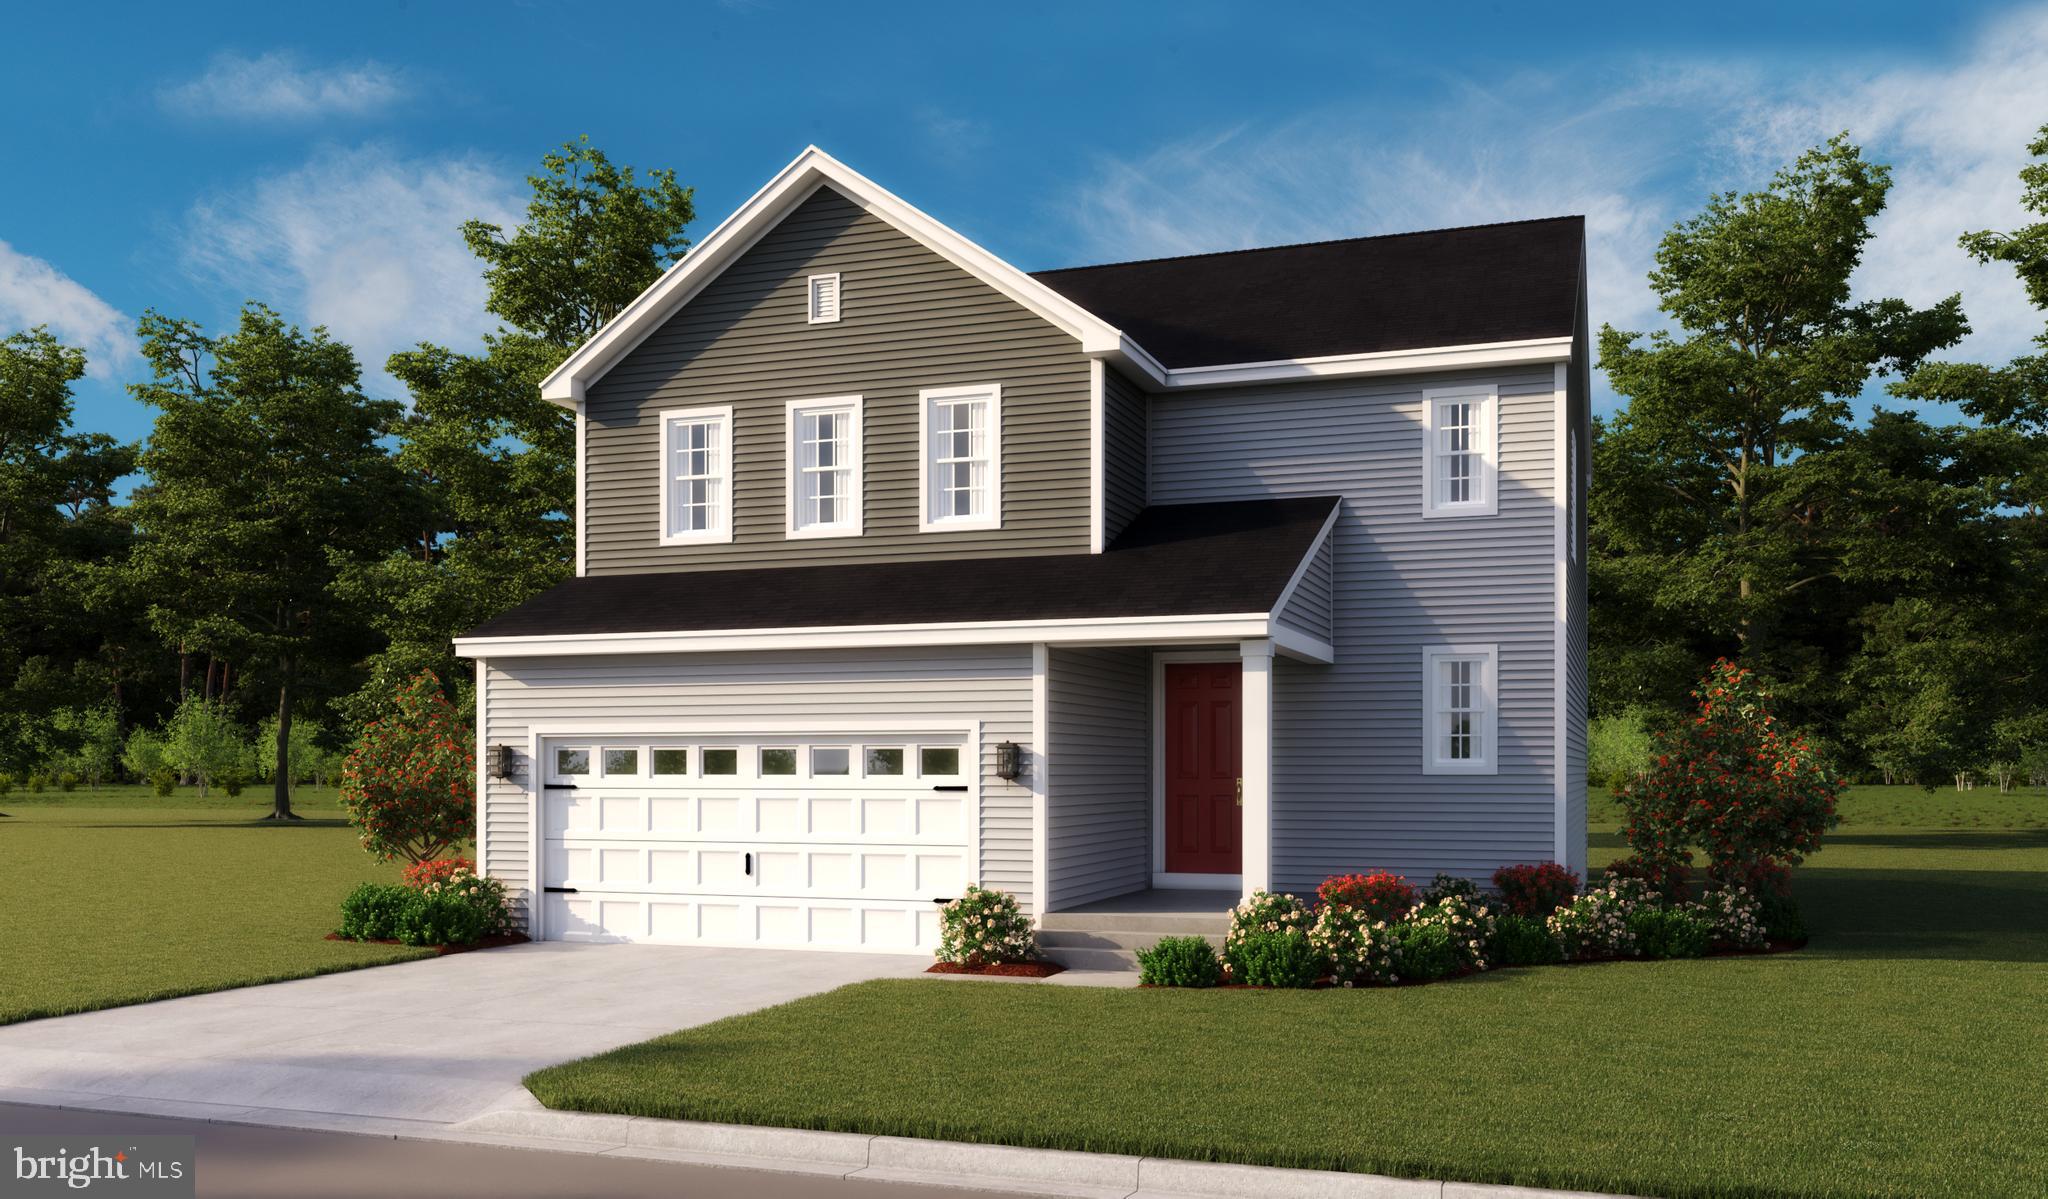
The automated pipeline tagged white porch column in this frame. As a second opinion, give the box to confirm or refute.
[1239,638,1274,900]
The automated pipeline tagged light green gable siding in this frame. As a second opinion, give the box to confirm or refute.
[583,184,1094,574]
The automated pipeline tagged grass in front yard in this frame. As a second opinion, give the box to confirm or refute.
[527,804,2048,1199]
[1588,780,2048,828]
[0,787,432,1025]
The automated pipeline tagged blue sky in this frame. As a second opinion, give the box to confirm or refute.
[6,0,2048,445]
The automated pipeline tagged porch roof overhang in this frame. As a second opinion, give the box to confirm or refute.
[453,497,1340,663]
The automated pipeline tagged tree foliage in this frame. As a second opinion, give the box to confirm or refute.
[339,672,474,864]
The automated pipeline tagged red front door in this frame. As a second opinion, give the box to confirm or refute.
[1164,662,1242,875]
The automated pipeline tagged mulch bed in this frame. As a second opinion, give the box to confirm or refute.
[927,960,1067,977]
[324,931,530,957]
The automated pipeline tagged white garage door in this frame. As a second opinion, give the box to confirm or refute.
[537,732,976,952]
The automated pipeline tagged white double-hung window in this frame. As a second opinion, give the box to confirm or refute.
[659,406,733,545]
[786,395,863,538]
[1422,644,1498,775]
[1422,385,1499,518]
[920,384,1001,531]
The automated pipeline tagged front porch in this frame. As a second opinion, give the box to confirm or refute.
[1036,888,1236,973]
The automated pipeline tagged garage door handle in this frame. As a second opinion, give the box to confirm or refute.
[744,852,752,876]
[543,784,577,791]
[931,785,968,792]
[544,886,578,894]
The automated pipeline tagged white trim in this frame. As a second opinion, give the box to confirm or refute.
[783,395,864,539]
[1270,624,1334,665]
[1149,650,1246,890]
[540,147,1127,407]
[917,383,1003,533]
[1031,643,1050,917]
[657,405,736,546]
[1088,359,1105,554]
[474,657,488,881]
[1238,639,1273,901]
[460,612,1284,659]
[1421,384,1500,519]
[574,409,587,576]
[805,272,842,324]
[1421,643,1500,776]
[1151,337,1573,391]
[1553,361,1571,867]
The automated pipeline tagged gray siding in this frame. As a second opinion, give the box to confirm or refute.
[1276,530,1334,644]
[584,185,1093,574]
[1563,272,1591,877]
[1152,367,1562,889]
[1102,366,1148,544]
[1045,646,1151,909]
[478,646,1036,924]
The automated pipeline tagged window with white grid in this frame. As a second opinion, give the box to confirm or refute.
[786,396,862,537]
[659,406,732,544]
[1422,386,1498,517]
[920,384,1001,531]
[1422,644,1497,774]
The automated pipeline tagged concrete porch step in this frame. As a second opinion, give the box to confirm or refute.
[1038,929,1226,951]
[1039,946,1142,972]
[1037,911,1233,936]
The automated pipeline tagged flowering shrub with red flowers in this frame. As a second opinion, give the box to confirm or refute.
[1615,659,1843,893]
[1491,862,1579,916]
[1316,872,1418,923]
[339,672,474,864]
[402,857,477,889]
[1602,855,1693,899]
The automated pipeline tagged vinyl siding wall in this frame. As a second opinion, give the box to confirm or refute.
[1045,646,1151,908]
[478,646,1036,925]
[1562,288,1592,877]
[1151,366,1562,889]
[1276,532,1334,644]
[1102,367,1149,544]
[583,184,1093,574]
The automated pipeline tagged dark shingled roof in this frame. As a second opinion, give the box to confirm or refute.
[464,497,1339,640]
[1032,216,1584,370]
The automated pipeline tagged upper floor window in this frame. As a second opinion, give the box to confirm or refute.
[807,273,842,324]
[659,406,733,545]
[786,396,863,538]
[920,384,1001,532]
[1422,385,1498,518]
[1422,644,1498,775]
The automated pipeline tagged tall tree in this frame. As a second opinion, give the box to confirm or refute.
[131,306,404,818]
[337,138,695,724]
[1593,136,1968,719]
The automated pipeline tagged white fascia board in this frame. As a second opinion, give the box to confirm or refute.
[540,146,1126,408]
[454,612,1276,659]
[1147,336,1573,392]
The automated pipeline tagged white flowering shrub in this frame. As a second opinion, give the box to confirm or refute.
[1225,890,1312,951]
[1310,903,1402,985]
[1695,886,1767,949]
[937,885,1037,966]
[1407,895,1497,973]
[1224,891,1321,985]
[1547,880,1646,959]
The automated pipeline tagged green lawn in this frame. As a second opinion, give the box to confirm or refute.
[0,786,432,1025]
[527,790,2048,1199]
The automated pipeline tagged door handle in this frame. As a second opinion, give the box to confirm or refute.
[1236,777,1243,807]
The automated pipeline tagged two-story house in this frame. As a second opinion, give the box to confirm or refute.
[453,147,1590,955]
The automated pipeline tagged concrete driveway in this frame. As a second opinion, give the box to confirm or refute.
[0,943,928,1134]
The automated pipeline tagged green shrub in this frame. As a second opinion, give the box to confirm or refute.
[1406,895,1496,972]
[394,889,491,947]
[1226,929,1324,987]
[1420,872,1479,905]
[1392,922,1458,981]
[417,867,515,939]
[1588,705,1657,786]
[218,768,246,797]
[1548,878,1650,959]
[1696,886,1767,949]
[0,773,13,797]
[1136,936,1223,987]
[121,729,170,785]
[148,768,176,797]
[1758,889,1806,942]
[1311,903,1402,986]
[56,771,79,792]
[338,882,415,941]
[25,773,46,793]
[1629,906,1713,959]
[936,885,1036,966]
[1488,913,1564,966]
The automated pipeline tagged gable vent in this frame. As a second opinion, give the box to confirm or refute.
[807,273,842,324]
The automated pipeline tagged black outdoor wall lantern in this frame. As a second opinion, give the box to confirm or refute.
[994,741,1023,782]
[486,744,517,782]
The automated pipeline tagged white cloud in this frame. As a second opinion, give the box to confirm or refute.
[0,240,137,378]
[1064,6,2048,386]
[159,51,407,121]
[180,143,523,394]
